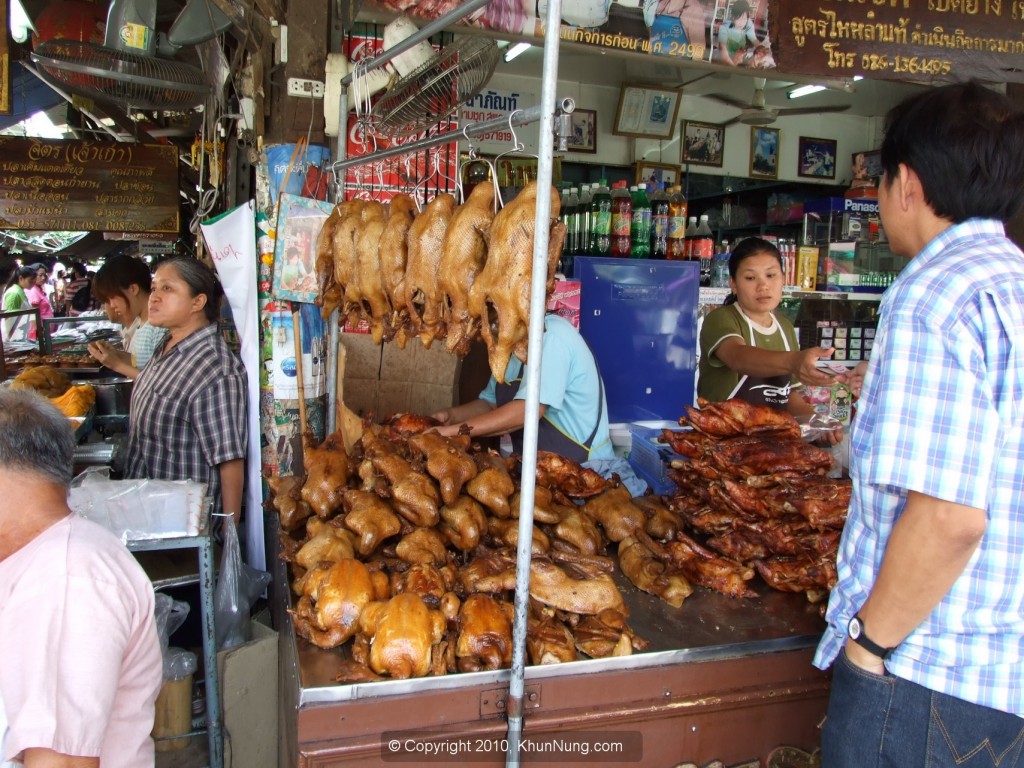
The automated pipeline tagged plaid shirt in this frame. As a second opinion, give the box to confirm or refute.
[124,323,247,513]
[814,219,1024,716]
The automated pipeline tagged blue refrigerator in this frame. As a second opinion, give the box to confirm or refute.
[576,258,700,423]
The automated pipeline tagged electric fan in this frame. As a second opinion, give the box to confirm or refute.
[29,0,222,111]
[368,36,499,139]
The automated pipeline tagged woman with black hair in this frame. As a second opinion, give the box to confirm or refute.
[698,237,836,413]
[2,266,37,342]
[123,256,248,526]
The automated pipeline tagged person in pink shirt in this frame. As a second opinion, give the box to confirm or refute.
[0,389,163,768]
[24,264,53,341]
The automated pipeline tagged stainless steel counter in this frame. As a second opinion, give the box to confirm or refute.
[272,549,826,707]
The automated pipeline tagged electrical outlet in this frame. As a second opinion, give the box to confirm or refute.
[287,78,325,99]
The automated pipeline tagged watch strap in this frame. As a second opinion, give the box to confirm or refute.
[850,614,897,660]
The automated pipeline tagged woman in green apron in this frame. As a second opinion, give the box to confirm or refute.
[698,237,836,415]
[432,313,614,463]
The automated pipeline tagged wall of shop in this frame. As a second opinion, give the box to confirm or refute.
[484,69,882,186]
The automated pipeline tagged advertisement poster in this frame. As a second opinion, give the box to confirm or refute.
[267,303,328,401]
[360,0,774,71]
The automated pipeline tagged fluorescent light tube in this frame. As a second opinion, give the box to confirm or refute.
[503,42,531,63]
[787,84,827,100]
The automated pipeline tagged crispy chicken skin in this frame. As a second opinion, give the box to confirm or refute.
[291,559,376,649]
[455,593,515,672]
[404,193,457,348]
[300,431,350,518]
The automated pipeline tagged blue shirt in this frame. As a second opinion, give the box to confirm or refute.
[480,314,614,461]
[814,219,1024,717]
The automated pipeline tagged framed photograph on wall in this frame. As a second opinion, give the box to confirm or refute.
[851,149,882,185]
[798,136,838,179]
[635,161,681,189]
[567,109,597,154]
[613,84,682,140]
[750,126,780,180]
[682,120,725,167]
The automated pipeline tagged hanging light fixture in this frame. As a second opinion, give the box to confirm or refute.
[503,42,531,63]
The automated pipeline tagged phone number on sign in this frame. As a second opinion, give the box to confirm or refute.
[380,730,642,763]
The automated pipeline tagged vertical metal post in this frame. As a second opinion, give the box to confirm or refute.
[198,532,224,768]
[505,0,562,764]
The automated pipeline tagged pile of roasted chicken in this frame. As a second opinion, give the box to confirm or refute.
[659,398,850,605]
[314,182,565,382]
[270,410,748,682]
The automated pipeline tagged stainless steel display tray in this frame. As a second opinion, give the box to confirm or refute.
[274,551,827,707]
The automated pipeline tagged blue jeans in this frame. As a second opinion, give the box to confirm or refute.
[822,648,1024,767]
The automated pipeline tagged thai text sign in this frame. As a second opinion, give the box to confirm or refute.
[770,0,1024,83]
[0,138,180,233]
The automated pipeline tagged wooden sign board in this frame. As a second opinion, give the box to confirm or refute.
[0,138,180,233]
[770,0,1024,84]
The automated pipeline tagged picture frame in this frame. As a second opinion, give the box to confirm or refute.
[635,161,681,189]
[851,149,882,184]
[798,136,838,179]
[750,126,780,180]
[613,83,682,140]
[682,120,725,167]
[566,108,597,154]
[272,193,336,304]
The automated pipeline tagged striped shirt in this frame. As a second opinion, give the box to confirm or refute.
[814,219,1024,716]
[124,323,247,513]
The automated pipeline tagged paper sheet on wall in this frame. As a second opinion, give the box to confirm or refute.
[200,201,266,570]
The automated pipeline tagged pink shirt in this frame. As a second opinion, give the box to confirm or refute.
[25,285,53,320]
[0,515,162,766]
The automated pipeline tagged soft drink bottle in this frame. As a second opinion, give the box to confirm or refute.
[629,184,651,259]
[649,183,669,259]
[667,186,689,260]
[590,179,612,255]
[694,214,715,286]
[576,183,593,256]
[610,181,632,258]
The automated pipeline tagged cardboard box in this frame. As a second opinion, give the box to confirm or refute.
[217,620,278,768]
[340,332,461,419]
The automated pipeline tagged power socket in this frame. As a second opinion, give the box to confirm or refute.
[287,78,325,99]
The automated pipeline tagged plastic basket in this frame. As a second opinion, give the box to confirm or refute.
[628,426,684,496]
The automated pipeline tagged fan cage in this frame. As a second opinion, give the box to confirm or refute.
[368,37,499,139]
[31,39,210,111]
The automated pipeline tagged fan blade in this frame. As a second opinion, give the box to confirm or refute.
[776,105,851,117]
[721,114,742,128]
[706,92,750,110]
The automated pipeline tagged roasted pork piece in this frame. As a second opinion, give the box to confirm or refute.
[680,396,803,439]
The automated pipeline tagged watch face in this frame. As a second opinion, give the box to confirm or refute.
[849,616,863,639]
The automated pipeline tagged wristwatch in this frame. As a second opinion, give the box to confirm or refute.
[848,614,897,660]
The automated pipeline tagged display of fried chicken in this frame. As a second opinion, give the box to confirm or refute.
[660,532,758,599]
[439,182,496,358]
[341,489,402,557]
[404,192,456,348]
[618,534,693,608]
[350,200,390,342]
[680,397,803,440]
[466,451,516,518]
[439,495,488,551]
[408,431,478,505]
[455,593,515,672]
[528,557,625,615]
[330,200,367,320]
[467,181,564,382]
[379,194,417,341]
[535,451,610,499]
[291,558,380,649]
[300,431,351,518]
[580,482,645,542]
[572,608,647,658]
[266,475,312,532]
[526,601,578,665]
[315,202,345,319]
[358,593,447,679]
[381,412,442,439]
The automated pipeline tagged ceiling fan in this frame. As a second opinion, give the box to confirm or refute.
[707,77,851,127]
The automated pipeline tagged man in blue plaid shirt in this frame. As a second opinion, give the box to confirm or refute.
[814,82,1024,764]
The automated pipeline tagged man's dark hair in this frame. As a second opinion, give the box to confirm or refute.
[880,81,1024,224]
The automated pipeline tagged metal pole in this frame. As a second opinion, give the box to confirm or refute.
[505,0,562,764]
[338,0,491,87]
